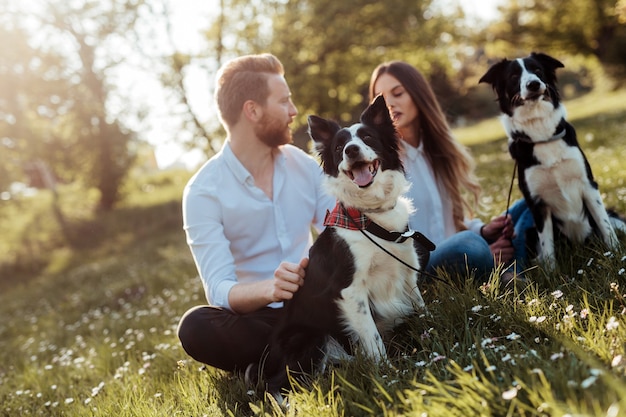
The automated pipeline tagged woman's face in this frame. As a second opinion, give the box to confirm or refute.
[373,73,418,134]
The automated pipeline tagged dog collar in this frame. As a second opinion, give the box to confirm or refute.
[512,128,566,144]
[324,203,436,249]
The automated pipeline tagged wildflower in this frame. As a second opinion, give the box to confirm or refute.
[463,364,474,372]
[536,316,546,323]
[502,387,518,400]
[485,365,497,372]
[552,290,564,299]
[506,332,521,341]
[577,269,584,275]
[580,376,597,389]
[471,305,483,313]
[64,398,74,405]
[550,352,564,361]
[606,316,619,331]
[580,309,589,319]
[619,268,625,276]
[611,355,623,367]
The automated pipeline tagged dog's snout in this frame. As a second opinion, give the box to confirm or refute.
[344,144,360,159]
[527,80,541,92]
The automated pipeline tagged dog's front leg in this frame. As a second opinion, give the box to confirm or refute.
[584,188,620,250]
[537,212,556,270]
[339,286,387,363]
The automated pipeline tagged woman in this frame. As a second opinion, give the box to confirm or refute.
[369,61,516,282]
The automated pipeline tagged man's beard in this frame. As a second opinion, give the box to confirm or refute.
[255,113,292,147]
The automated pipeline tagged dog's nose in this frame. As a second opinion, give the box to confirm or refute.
[527,80,541,92]
[345,144,360,159]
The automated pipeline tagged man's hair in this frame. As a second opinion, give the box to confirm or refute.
[215,53,285,128]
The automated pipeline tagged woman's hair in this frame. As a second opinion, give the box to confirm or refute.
[369,61,481,231]
[215,53,284,128]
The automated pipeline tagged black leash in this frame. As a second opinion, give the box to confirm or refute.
[505,160,518,219]
[342,206,448,285]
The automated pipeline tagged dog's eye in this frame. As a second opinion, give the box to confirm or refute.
[335,144,343,153]
[362,135,373,141]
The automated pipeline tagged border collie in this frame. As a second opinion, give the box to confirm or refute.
[479,52,621,269]
[248,95,430,397]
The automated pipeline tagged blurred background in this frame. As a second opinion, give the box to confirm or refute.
[1,0,625,212]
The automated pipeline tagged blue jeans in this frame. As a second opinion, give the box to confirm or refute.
[425,230,493,282]
[424,198,534,281]
[507,198,534,270]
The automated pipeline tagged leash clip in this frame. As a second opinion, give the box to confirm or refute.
[394,230,415,243]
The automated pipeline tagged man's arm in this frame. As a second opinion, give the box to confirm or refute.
[228,258,308,314]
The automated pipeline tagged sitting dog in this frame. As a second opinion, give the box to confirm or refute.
[479,52,621,269]
[248,95,431,397]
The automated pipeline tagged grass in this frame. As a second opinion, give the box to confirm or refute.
[1,90,626,416]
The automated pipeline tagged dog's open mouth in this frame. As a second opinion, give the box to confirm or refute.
[345,160,380,187]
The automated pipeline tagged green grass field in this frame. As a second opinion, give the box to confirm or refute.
[1,90,626,416]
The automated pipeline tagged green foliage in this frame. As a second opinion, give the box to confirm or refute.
[482,0,626,81]
[267,0,468,148]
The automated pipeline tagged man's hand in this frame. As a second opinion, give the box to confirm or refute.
[269,258,308,302]
[228,257,308,314]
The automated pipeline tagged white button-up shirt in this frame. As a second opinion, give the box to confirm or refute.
[183,142,335,310]
[400,141,482,245]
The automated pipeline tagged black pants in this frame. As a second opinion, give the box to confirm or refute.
[177,305,282,372]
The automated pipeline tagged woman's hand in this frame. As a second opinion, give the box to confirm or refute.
[481,214,514,242]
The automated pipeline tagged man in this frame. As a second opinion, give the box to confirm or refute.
[177,53,335,372]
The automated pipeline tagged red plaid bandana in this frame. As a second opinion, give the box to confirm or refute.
[324,203,371,230]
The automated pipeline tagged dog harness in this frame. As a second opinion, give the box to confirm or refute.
[324,203,435,249]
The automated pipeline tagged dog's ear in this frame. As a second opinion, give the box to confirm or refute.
[360,94,393,128]
[530,52,564,71]
[307,115,340,149]
[478,58,509,87]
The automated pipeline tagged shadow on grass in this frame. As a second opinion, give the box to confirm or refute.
[0,199,183,290]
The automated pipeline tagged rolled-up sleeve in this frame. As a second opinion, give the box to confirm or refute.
[183,180,237,309]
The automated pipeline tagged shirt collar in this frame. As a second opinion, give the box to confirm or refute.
[399,140,424,161]
[223,141,286,185]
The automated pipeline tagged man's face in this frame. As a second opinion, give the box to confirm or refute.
[254,74,298,147]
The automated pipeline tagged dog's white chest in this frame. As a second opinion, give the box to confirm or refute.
[526,141,592,222]
[527,142,587,194]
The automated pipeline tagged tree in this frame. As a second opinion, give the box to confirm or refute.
[484,0,626,80]
[0,0,143,211]
[267,0,467,146]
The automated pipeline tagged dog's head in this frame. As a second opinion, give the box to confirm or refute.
[479,52,564,117]
[307,95,406,208]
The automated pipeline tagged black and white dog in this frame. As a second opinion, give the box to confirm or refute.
[479,52,622,268]
[250,95,430,396]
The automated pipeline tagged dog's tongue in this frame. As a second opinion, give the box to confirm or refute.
[352,165,373,187]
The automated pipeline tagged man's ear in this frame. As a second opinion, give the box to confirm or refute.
[242,100,261,122]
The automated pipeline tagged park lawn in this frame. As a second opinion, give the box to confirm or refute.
[1,90,626,416]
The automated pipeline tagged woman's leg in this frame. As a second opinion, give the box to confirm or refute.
[177,305,281,372]
[426,230,493,283]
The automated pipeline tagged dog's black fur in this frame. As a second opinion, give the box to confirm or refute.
[479,52,622,268]
[249,95,426,397]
